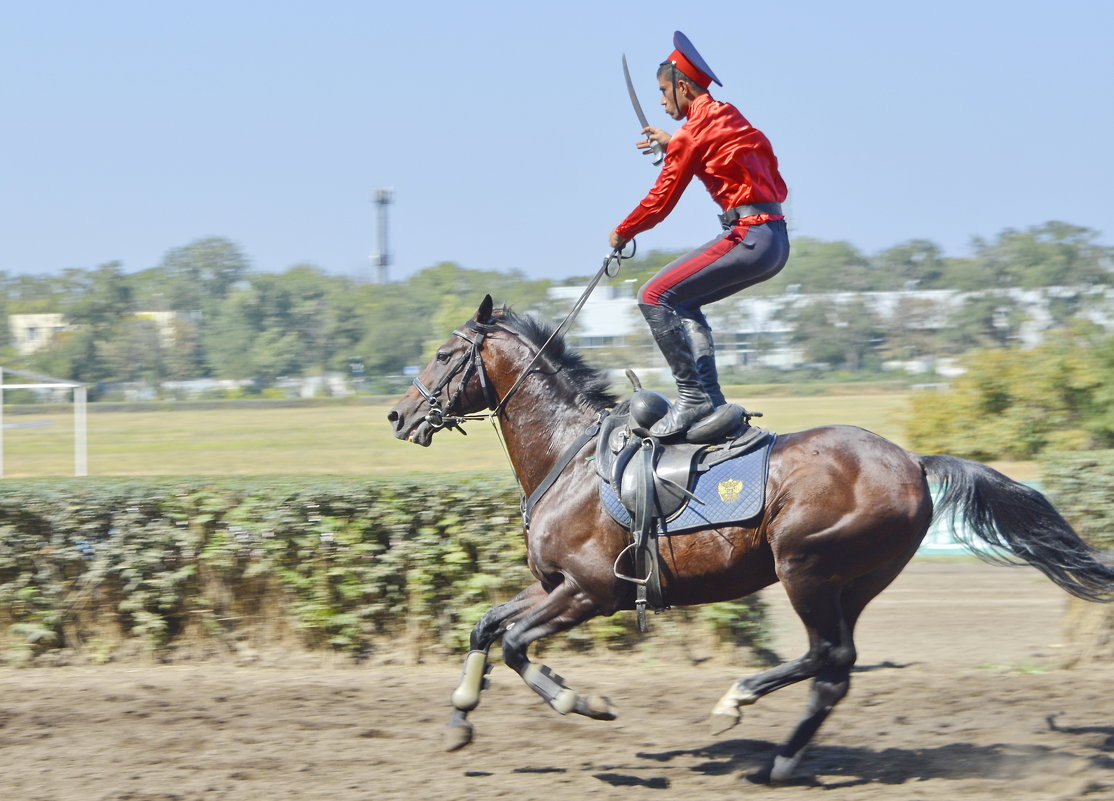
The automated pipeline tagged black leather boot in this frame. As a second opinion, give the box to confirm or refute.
[680,314,727,407]
[639,304,714,438]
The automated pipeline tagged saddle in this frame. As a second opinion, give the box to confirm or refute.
[593,390,775,629]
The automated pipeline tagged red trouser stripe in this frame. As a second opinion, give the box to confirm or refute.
[639,226,747,306]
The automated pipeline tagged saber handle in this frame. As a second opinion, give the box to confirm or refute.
[644,140,664,166]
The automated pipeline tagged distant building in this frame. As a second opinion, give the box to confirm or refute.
[8,311,196,356]
[546,284,1114,375]
[8,313,67,356]
[133,310,195,347]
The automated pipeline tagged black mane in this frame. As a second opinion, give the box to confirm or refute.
[496,308,619,412]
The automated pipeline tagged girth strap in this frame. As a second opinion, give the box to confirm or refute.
[631,439,665,631]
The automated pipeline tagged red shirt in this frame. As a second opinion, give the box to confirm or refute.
[615,93,787,241]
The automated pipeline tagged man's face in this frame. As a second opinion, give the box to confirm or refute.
[658,74,687,121]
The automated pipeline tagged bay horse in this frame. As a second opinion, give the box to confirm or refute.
[387,294,1114,783]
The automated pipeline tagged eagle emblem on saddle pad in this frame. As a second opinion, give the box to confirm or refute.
[718,478,743,503]
[597,430,776,534]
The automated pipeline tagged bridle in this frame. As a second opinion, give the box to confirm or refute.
[409,320,501,436]
[408,244,635,438]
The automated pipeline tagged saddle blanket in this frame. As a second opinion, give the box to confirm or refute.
[600,433,776,534]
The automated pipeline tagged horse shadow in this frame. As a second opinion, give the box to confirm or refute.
[1046,713,1114,750]
[588,662,1113,789]
[622,734,1114,788]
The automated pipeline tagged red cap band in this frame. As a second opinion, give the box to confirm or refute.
[666,48,713,89]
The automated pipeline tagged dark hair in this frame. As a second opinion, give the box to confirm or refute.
[656,61,708,95]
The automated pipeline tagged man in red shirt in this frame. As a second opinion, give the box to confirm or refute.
[610,32,789,440]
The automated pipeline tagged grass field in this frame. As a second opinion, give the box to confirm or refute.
[0,390,1037,480]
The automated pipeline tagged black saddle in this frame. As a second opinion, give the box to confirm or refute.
[593,391,772,629]
[595,391,769,522]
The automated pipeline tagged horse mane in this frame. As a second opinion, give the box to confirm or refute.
[493,307,619,412]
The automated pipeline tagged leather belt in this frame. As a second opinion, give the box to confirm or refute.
[718,202,784,228]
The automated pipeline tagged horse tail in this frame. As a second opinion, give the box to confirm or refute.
[919,453,1114,603]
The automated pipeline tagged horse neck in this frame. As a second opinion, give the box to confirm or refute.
[493,371,598,497]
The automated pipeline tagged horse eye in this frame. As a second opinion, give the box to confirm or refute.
[436,351,450,363]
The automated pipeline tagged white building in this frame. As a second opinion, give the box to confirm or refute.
[8,311,195,356]
[546,283,1114,375]
[8,314,67,356]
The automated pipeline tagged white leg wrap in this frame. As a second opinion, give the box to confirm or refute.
[450,650,488,711]
[552,688,578,715]
[522,663,579,715]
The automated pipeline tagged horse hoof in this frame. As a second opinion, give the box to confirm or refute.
[444,722,474,752]
[709,711,740,735]
[768,751,805,783]
[577,694,618,720]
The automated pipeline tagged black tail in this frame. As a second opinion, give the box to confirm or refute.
[920,454,1114,602]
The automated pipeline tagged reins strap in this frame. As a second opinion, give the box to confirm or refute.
[493,246,629,419]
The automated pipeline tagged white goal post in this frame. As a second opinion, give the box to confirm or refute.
[0,367,87,478]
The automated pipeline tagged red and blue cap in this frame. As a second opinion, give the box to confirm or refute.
[664,31,722,88]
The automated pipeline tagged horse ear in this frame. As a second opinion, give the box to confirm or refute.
[474,294,494,323]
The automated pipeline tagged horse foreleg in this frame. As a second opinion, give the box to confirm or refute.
[446,582,546,751]
[501,581,617,722]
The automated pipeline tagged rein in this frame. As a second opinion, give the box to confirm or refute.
[410,244,634,435]
[407,245,635,514]
[490,244,632,418]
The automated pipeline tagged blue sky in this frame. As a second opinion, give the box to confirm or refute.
[2,1,1111,283]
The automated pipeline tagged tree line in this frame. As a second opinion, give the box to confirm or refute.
[1,221,1111,399]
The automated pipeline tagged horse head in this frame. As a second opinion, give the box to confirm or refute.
[388,294,503,447]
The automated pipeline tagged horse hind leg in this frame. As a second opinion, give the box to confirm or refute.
[740,553,916,782]
[445,582,546,751]
[765,660,854,783]
[711,578,858,782]
[764,560,915,783]
[710,576,854,724]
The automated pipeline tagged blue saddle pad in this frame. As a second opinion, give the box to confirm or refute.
[600,433,775,534]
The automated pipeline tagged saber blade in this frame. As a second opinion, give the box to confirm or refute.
[622,54,663,166]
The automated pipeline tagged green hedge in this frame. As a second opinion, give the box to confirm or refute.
[1040,451,1114,550]
[0,476,770,665]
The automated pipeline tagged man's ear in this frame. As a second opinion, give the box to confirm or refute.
[474,294,494,324]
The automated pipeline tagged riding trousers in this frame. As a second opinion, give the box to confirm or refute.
[637,219,790,323]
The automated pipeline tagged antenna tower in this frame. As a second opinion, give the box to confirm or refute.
[371,188,393,283]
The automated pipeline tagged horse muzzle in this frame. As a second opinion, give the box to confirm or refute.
[387,407,437,447]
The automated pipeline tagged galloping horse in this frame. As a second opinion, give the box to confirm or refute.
[387,295,1114,783]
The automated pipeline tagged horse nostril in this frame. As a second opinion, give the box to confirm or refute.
[387,410,400,424]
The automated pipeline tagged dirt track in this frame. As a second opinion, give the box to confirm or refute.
[1,561,1112,801]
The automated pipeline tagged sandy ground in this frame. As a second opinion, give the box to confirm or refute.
[1,560,1111,801]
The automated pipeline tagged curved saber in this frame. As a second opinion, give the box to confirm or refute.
[622,54,664,166]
